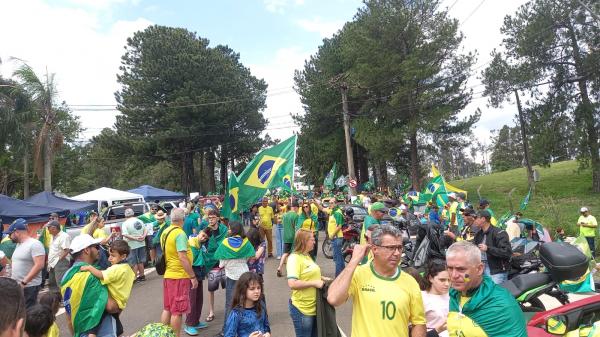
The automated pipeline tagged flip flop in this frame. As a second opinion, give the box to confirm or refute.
[206,314,215,322]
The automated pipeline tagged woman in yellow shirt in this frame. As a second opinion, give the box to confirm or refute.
[286,229,327,337]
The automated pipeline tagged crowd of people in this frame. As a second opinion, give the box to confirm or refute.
[0,191,596,337]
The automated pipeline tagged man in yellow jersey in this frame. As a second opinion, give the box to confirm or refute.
[258,197,275,258]
[327,224,426,337]
[446,241,526,337]
[578,207,598,256]
[160,208,197,337]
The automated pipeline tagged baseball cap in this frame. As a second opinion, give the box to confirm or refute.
[50,212,59,218]
[462,208,476,217]
[581,207,589,213]
[399,204,408,211]
[124,208,135,217]
[448,193,457,199]
[476,210,491,219]
[3,218,27,235]
[47,220,61,228]
[371,202,389,213]
[69,234,102,253]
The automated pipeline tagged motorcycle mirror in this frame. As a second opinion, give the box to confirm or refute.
[546,315,568,335]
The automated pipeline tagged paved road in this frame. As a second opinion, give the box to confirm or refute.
[56,231,353,337]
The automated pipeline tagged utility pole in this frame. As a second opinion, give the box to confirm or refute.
[514,90,535,191]
[340,83,357,196]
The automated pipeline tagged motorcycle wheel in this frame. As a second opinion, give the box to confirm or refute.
[322,237,333,259]
[520,297,545,312]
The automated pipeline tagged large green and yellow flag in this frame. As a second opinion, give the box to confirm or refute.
[417,175,447,205]
[221,172,240,221]
[61,263,108,337]
[237,135,297,211]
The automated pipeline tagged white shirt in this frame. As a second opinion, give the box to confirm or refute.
[220,258,249,280]
[421,290,449,333]
[48,231,71,269]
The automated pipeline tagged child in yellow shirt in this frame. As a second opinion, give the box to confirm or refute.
[81,240,136,314]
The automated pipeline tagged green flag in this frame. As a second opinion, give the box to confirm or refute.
[417,175,447,204]
[237,135,297,211]
[323,162,337,190]
[221,172,240,221]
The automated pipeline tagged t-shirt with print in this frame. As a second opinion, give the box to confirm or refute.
[348,262,426,337]
[447,296,487,337]
[122,217,147,250]
[161,226,193,279]
[286,252,321,316]
[11,238,46,286]
[101,262,136,309]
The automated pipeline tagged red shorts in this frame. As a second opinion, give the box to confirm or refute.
[163,278,191,315]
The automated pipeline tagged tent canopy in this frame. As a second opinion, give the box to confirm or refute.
[128,185,184,201]
[26,191,96,213]
[71,187,144,210]
[0,194,68,224]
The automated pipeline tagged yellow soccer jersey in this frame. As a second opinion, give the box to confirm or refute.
[101,263,136,309]
[348,262,426,337]
[447,296,487,337]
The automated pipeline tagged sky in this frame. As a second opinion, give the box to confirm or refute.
[0,0,530,147]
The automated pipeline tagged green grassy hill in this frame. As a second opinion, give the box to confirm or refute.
[449,160,598,236]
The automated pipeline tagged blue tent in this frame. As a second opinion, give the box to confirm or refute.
[128,185,184,201]
[0,194,68,224]
[26,191,96,213]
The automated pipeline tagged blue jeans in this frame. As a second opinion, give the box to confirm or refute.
[332,237,345,277]
[275,224,284,257]
[81,314,117,337]
[289,300,316,337]
[222,277,237,332]
[485,263,508,284]
[586,237,596,257]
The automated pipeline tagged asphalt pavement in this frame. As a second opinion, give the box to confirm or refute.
[56,230,353,337]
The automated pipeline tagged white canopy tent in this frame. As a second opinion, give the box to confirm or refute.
[71,187,145,210]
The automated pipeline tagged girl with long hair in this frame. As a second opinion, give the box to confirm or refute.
[422,259,450,337]
[296,202,319,260]
[223,272,270,337]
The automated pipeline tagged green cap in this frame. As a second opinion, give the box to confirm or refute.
[371,202,388,212]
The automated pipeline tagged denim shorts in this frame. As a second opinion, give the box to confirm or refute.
[128,247,147,265]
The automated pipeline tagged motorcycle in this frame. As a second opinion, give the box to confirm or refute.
[322,208,361,260]
[501,241,589,312]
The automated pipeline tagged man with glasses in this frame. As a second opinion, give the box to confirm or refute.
[6,218,46,308]
[360,202,387,245]
[445,241,525,337]
[328,224,426,337]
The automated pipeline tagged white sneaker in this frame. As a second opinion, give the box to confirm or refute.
[276,256,281,260]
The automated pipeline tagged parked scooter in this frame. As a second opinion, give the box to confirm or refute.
[501,242,589,312]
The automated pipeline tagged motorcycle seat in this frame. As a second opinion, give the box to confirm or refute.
[501,272,553,298]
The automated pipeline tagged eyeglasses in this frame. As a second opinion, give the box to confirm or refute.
[374,245,403,253]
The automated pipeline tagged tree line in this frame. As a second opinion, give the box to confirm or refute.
[295,0,600,193]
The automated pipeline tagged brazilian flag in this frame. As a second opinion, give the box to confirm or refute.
[221,172,240,221]
[61,263,108,337]
[416,175,447,205]
[237,135,296,211]
[214,236,256,260]
[323,162,337,191]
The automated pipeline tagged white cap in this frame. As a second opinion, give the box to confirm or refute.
[448,193,457,199]
[70,234,102,253]
[581,207,589,213]
[399,204,408,211]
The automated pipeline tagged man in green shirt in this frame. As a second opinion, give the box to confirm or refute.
[328,199,345,276]
[360,202,387,245]
[578,207,598,256]
[277,200,299,277]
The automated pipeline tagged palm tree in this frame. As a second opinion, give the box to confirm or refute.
[13,63,62,192]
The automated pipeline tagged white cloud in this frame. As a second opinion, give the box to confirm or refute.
[296,17,345,38]
[263,0,304,13]
[0,0,152,139]
[248,47,312,141]
[66,0,139,10]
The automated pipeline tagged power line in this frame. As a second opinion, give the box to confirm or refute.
[460,0,487,26]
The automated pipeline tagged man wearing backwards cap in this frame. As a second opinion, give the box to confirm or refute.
[6,218,46,308]
[578,207,598,256]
